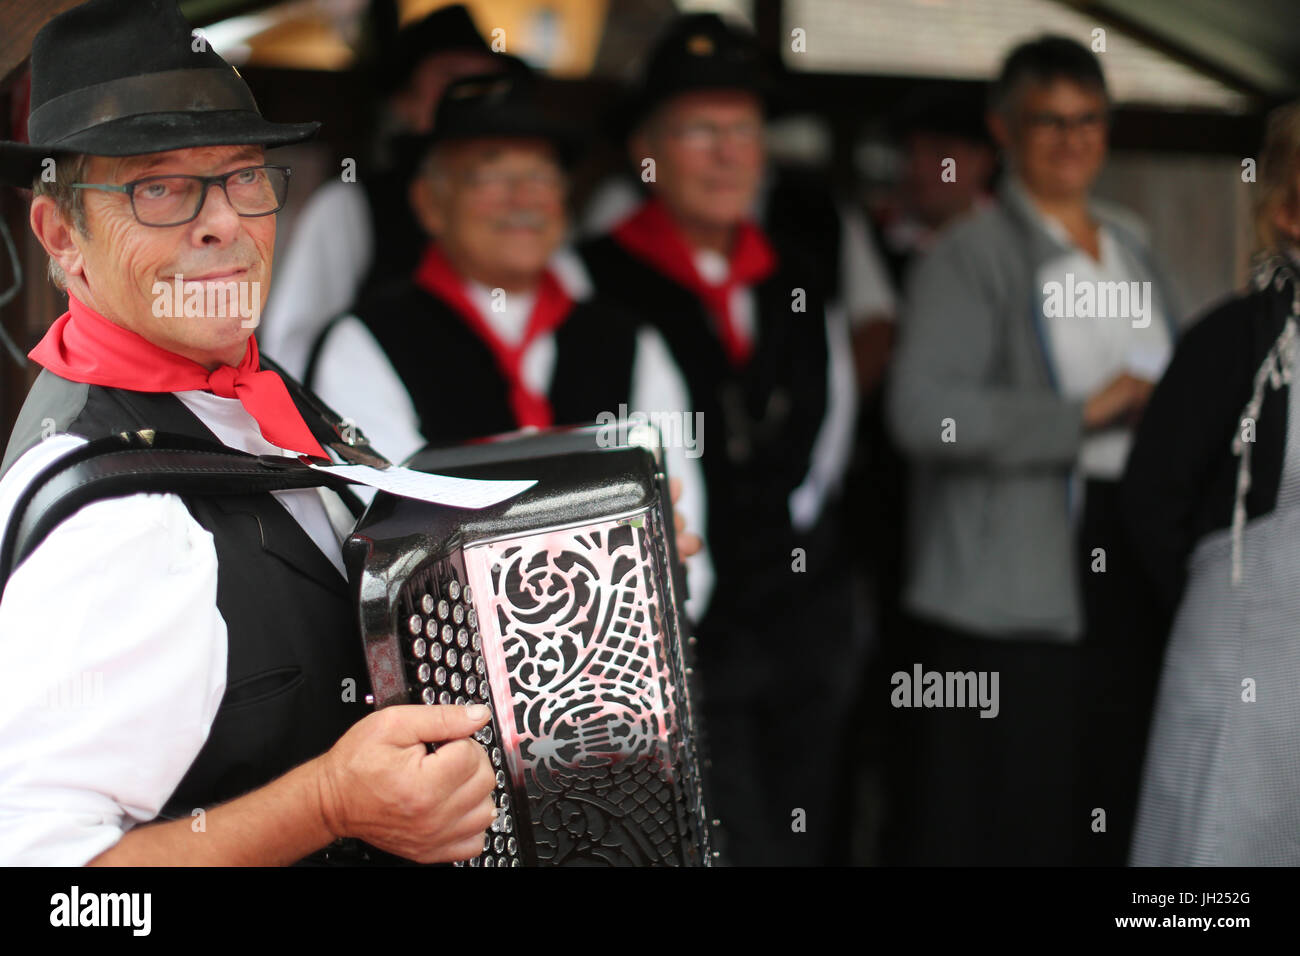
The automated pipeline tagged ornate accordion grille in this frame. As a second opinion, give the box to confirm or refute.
[392,505,709,866]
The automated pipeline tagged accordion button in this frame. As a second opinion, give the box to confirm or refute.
[469,857,480,868]
[437,599,451,620]
[483,856,495,867]
[457,628,469,648]
[495,771,506,790]
[502,814,513,832]
[455,695,467,706]
[468,609,478,630]
[417,663,432,683]
[451,672,463,692]
[498,792,509,810]
[466,676,477,695]
[476,657,485,675]
[446,648,458,669]
[494,835,504,854]
[425,619,438,639]
[407,614,422,635]
[430,643,443,662]
[439,691,452,705]
[491,747,502,767]
[441,624,454,644]
[463,586,474,605]
[511,858,521,868]
[435,667,447,686]
[453,604,465,625]
[421,687,436,705]
[507,837,518,855]
[420,594,435,614]
[447,580,461,601]
[461,654,474,674]
[411,638,426,659]
[477,725,494,745]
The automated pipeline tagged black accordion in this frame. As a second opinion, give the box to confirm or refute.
[343,426,713,867]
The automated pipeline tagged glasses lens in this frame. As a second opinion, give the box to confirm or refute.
[132,177,203,226]
[225,166,287,216]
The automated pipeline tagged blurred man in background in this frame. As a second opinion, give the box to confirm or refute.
[580,13,859,866]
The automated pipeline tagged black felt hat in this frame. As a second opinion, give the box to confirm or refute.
[422,71,583,167]
[374,3,499,95]
[625,13,770,129]
[0,0,319,188]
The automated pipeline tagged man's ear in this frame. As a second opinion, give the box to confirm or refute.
[409,174,444,239]
[30,195,85,280]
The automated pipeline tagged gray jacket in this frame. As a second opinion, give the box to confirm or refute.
[887,179,1182,640]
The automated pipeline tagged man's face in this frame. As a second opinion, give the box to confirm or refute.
[636,90,765,232]
[415,138,567,288]
[902,132,995,228]
[55,144,275,367]
[996,79,1108,200]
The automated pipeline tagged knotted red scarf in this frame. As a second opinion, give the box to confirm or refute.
[612,197,776,366]
[28,295,329,459]
[413,243,573,428]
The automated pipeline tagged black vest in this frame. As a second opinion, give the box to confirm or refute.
[307,279,638,447]
[2,363,373,823]
[577,233,838,623]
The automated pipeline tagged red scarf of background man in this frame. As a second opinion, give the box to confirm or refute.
[28,295,329,459]
[612,197,776,367]
[413,242,573,428]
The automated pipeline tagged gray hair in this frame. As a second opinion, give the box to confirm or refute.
[30,152,91,290]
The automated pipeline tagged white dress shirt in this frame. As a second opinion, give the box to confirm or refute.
[0,392,355,865]
[1030,205,1173,479]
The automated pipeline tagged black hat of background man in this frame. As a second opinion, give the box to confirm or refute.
[0,0,319,188]
[374,2,506,96]
[889,86,992,146]
[626,13,770,130]
[421,71,583,168]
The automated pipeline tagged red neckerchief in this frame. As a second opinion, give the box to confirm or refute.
[612,197,776,367]
[413,243,573,428]
[28,295,329,459]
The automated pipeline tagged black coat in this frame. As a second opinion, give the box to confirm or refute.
[1122,270,1294,618]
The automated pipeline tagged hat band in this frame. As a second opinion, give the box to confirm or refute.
[27,67,259,145]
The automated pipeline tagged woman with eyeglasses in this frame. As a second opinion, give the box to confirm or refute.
[884,35,1183,866]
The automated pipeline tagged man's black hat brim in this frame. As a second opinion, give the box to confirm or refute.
[0,110,320,188]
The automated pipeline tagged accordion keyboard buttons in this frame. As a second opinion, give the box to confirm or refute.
[408,568,522,868]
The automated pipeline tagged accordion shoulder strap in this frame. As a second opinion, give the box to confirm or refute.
[0,430,357,591]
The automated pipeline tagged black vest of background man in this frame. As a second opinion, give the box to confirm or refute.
[306,277,639,448]
[578,232,856,866]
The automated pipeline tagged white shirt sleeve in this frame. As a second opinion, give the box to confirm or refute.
[311,315,428,469]
[261,181,375,379]
[789,304,859,532]
[0,491,226,865]
[839,203,896,326]
[629,326,714,623]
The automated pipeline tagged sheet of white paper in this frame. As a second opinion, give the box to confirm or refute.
[311,463,535,510]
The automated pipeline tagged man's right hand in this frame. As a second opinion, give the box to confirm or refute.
[1082,372,1155,431]
[315,704,497,864]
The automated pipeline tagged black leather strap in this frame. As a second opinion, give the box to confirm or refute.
[0,430,357,590]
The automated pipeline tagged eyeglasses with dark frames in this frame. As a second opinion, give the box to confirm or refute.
[70,164,292,227]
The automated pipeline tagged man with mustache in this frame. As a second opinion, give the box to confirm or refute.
[0,0,497,865]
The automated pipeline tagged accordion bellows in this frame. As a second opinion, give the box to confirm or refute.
[344,427,713,866]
